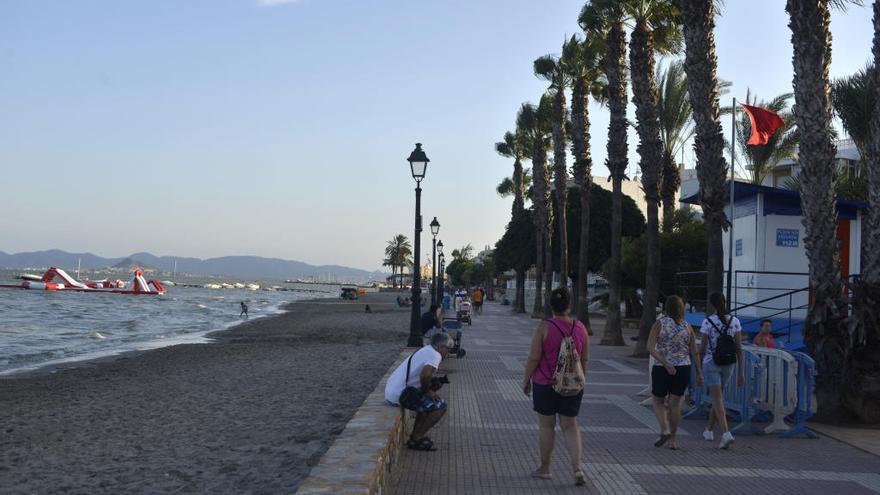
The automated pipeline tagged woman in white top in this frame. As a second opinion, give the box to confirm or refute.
[699,292,744,449]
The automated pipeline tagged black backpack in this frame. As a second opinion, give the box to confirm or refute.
[708,317,737,366]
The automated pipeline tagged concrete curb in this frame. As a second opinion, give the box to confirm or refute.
[295,349,413,495]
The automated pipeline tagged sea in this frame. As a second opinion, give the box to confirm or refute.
[0,269,341,376]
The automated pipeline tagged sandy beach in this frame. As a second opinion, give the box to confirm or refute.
[0,292,410,494]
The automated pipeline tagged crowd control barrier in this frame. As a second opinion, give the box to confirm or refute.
[683,346,817,438]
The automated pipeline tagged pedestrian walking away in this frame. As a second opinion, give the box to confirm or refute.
[699,292,744,449]
[239,301,248,318]
[522,287,589,486]
[647,295,702,450]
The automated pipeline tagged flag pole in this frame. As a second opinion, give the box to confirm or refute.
[727,97,736,307]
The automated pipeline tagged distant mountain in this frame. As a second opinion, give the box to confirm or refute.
[0,250,386,283]
[111,257,158,272]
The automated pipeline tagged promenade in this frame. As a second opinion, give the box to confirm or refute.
[389,301,880,495]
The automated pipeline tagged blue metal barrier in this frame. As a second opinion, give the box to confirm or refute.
[781,351,818,439]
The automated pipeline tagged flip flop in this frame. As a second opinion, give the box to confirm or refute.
[574,470,587,486]
[531,470,552,480]
[654,433,671,448]
[407,438,437,451]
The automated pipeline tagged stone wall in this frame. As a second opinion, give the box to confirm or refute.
[295,349,413,495]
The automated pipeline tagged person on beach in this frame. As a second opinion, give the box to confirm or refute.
[699,292,744,449]
[647,296,702,450]
[384,333,452,452]
[240,301,248,318]
[522,287,589,486]
[753,319,776,348]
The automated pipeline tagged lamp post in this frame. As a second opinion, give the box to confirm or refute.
[407,143,430,347]
[436,241,444,307]
[438,252,446,305]
[429,218,440,307]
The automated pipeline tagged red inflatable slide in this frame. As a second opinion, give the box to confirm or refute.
[0,267,166,295]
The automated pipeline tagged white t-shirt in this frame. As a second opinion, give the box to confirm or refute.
[384,345,442,405]
[699,314,742,365]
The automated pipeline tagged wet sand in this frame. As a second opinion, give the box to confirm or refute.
[0,292,410,494]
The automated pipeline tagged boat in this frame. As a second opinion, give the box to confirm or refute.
[204,283,222,290]
[0,267,166,295]
[246,284,260,291]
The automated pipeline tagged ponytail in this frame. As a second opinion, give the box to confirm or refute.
[709,292,729,325]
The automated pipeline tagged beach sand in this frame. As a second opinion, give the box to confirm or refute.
[0,292,410,494]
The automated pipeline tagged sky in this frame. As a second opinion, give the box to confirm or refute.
[0,0,874,272]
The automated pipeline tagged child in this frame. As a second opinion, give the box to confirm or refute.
[752,319,775,348]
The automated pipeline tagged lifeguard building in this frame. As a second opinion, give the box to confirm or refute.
[679,180,866,349]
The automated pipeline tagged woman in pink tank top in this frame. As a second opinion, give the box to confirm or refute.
[522,288,589,486]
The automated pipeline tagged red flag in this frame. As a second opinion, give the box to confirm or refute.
[741,104,784,145]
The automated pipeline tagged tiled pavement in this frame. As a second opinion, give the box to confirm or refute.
[389,302,880,494]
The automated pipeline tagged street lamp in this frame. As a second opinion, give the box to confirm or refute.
[429,217,440,309]
[436,241,444,306]
[438,251,446,308]
[407,143,430,347]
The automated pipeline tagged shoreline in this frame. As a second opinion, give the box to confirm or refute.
[0,292,410,494]
[0,291,329,379]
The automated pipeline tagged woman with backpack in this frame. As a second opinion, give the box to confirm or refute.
[699,292,744,449]
[521,287,589,486]
[647,295,702,450]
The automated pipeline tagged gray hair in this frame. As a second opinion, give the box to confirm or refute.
[431,332,453,349]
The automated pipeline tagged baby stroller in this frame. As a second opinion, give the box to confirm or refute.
[441,318,466,358]
[457,301,473,326]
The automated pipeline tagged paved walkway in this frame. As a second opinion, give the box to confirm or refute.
[390,302,880,494]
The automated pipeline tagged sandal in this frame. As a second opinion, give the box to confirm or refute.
[407,437,437,451]
[531,470,552,480]
[574,470,587,486]
[654,433,671,448]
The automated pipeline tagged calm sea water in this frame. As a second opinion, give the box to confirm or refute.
[0,270,339,375]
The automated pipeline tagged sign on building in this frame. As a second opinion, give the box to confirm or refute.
[776,228,799,248]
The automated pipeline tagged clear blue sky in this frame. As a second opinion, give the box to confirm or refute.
[0,0,873,271]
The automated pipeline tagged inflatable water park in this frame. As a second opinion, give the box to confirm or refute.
[0,267,166,295]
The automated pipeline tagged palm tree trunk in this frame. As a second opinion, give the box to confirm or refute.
[532,140,549,318]
[544,222,554,318]
[630,21,663,357]
[553,90,569,289]
[680,0,729,299]
[571,77,593,329]
[661,152,679,233]
[515,268,526,313]
[787,0,850,420]
[533,233,544,317]
[601,20,628,347]
[513,158,525,216]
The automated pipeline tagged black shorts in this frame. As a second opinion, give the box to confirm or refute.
[532,382,583,417]
[651,365,691,398]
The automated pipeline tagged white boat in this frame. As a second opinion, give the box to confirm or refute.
[246,284,260,291]
[204,283,222,289]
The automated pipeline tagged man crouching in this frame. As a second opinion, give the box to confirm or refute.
[384,332,451,451]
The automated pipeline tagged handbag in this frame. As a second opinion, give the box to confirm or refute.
[398,351,424,409]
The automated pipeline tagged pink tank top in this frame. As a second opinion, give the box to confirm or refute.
[532,318,588,385]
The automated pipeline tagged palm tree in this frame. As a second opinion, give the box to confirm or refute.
[384,234,412,288]
[833,63,875,161]
[565,34,606,330]
[679,0,730,303]
[496,169,533,199]
[786,0,850,420]
[534,52,571,289]
[496,129,532,313]
[495,131,530,216]
[627,1,681,357]
[517,97,553,317]
[735,90,799,185]
[579,0,629,346]
[656,60,693,233]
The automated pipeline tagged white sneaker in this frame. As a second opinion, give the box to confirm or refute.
[719,431,735,449]
[702,429,714,441]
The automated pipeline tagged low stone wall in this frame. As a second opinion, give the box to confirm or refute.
[295,349,413,495]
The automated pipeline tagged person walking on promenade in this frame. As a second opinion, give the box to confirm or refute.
[239,301,248,318]
[647,295,702,450]
[473,287,483,315]
[384,333,452,452]
[699,292,744,449]
[522,287,589,486]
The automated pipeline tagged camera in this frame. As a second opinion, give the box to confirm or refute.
[430,375,449,391]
